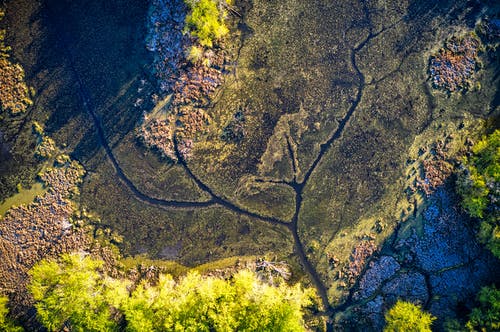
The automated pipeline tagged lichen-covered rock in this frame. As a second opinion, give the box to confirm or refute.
[359,296,385,332]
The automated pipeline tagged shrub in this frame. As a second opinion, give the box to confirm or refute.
[184,0,229,47]
[457,129,500,258]
[29,253,313,331]
[122,270,313,331]
[0,296,23,332]
[186,45,204,64]
[466,285,500,331]
[29,253,128,332]
[384,300,436,332]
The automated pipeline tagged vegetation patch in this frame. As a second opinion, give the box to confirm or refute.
[429,34,481,93]
[138,0,235,161]
[384,300,436,332]
[0,295,22,331]
[29,252,314,332]
[457,129,500,257]
[467,285,500,331]
[183,0,230,48]
[0,9,32,114]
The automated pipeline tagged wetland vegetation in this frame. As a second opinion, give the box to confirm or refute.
[0,0,499,330]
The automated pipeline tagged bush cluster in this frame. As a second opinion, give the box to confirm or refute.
[457,129,500,258]
[183,0,229,47]
[0,296,23,331]
[467,285,500,331]
[384,300,435,332]
[28,253,313,331]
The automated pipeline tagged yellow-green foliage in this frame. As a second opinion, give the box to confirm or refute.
[0,296,23,332]
[29,253,128,332]
[186,45,204,64]
[384,300,436,332]
[35,136,57,159]
[30,253,313,332]
[184,0,229,47]
[457,129,500,257]
[466,285,500,331]
[0,9,12,57]
[122,270,312,332]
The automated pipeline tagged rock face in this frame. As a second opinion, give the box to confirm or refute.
[381,272,429,305]
[347,187,500,331]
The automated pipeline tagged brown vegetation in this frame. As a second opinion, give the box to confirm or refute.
[0,10,32,114]
[138,117,177,160]
[0,58,32,114]
[0,161,88,309]
[138,0,232,160]
[416,140,454,196]
[346,240,378,285]
[429,35,480,92]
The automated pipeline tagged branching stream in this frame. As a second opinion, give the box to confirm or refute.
[45,0,382,327]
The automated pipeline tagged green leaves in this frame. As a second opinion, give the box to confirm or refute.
[29,253,126,332]
[457,129,500,258]
[466,285,500,331]
[122,270,312,331]
[0,296,23,332]
[29,253,312,331]
[184,0,229,47]
[384,300,436,332]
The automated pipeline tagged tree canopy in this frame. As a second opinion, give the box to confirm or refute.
[184,0,229,47]
[122,270,311,332]
[457,129,500,257]
[466,285,500,331]
[29,253,127,332]
[29,253,313,331]
[384,300,436,332]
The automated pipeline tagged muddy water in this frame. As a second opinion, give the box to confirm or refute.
[0,182,46,217]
